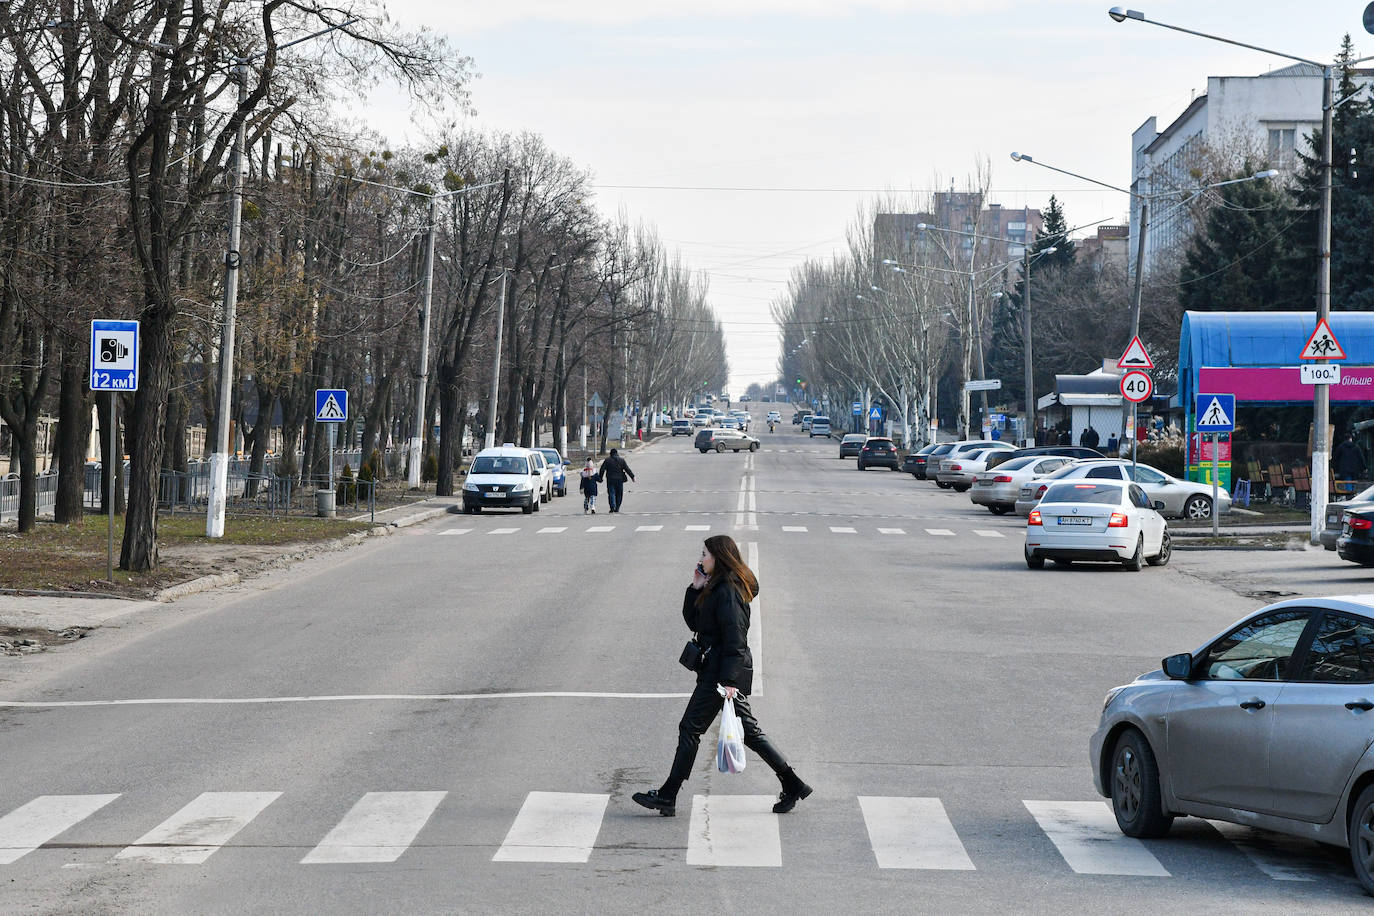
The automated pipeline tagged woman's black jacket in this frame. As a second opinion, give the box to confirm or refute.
[682,580,754,695]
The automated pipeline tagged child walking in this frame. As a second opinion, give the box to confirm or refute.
[580,459,600,514]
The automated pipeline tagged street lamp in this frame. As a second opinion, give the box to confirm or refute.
[1103,5,1368,543]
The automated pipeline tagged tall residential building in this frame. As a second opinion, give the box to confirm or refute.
[873,199,1043,273]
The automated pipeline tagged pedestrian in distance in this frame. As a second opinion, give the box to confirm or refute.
[1057,428,1071,446]
[1080,425,1100,450]
[1107,433,1119,456]
[599,447,636,513]
[632,535,812,819]
[1335,433,1368,481]
[579,459,599,514]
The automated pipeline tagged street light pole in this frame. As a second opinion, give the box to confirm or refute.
[407,195,436,488]
[484,264,508,451]
[1022,243,1036,447]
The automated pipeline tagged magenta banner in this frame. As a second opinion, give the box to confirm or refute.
[1199,366,1374,403]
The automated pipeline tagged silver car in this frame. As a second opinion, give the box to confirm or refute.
[931,440,1015,489]
[1090,595,1374,895]
[934,447,1003,491]
[1014,459,1231,519]
[970,455,1075,515]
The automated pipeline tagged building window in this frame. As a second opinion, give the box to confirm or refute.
[1009,221,1026,231]
[1268,128,1296,166]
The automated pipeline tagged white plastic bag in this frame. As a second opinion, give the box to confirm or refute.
[716,697,747,774]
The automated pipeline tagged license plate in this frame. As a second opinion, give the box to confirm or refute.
[483,492,504,498]
[1058,516,1093,525]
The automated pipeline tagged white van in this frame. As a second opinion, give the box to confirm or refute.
[809,417,831,438]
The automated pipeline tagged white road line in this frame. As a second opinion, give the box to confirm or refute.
[685,525,711,532]
[302,792,446,865]
[636,525,664,532]
[781,526,808,533]
[877,528,906,535]
[1206,820,1321,881]
[748,541,762,696]
[0,691,692,708]
[437,529,472,536]
[489,528,521,536]
[686,795,781,867]
[829,526,857,534]
[586,526,615,533]
[925,529,955,537]
[1023,800,1169,876]
[973,530,1006,538]
[0,795,120,865]
[858,797,975,870]
[537,527,567,534]
[116,792,281,864]
[492,792,609,864]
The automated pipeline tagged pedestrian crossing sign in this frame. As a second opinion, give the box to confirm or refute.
[1195,393,1234,433]
[315,389,348,422]
[1298,318,1346,360]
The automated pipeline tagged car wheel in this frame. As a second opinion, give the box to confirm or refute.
[936,481,952,489]
[1052,558,1074,568]
[953,484,970,492]
[1024,545,1044,569]
[1147,530,1172,567]
[1111,729,1173,838]
[910,472,920,478]
[1350,785,1374,895]
[716,442,725,453]
[750,442,758,452]
[699,448,708,453]
[989,504,1010,516]
[1124,535,1144,571]
[857,462,865,471]
[521,500,533,515]
[1183,494,1212,519]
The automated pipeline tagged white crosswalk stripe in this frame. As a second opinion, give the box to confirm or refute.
[302,792,446,865]
[925,529,955,537]
[859,796,974,870]
[489,528,521,536]
[636,525,663,531]
[973,530,1006,538]
[877,528,906,535]
[0,794,119,865]
[781,526,808,532]
[1206,819,1329,882]
[437,528,471,536]
[829,526,856,534]
[493,792,609,864]
[536,527,567,534]
[1023,800,1169,876]
[686,795,781,867]
[685,525,711,531]
[116,792,281,865]
[586,526,614,533]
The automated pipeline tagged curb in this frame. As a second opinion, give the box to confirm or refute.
[155,572,241,602]
[388,506,454,528]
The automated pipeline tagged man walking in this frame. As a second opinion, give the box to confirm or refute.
[599,448,636,513]
[1334,434,1367,483]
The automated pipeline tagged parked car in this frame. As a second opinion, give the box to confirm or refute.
[935,447,1009,491]
[671,418,693,436]
[1014,459,1232,519]
[970,455,1076,514]
[697,428,760,453]
[528,449,555,503]
[1089,595,1374,895]
[793,411,812,425]
[1337,507,1374,566]
[985,446,1104,470]
[801,415,815,431]
[809,416,831,438]
[1324,484,1374,550]
[916,443,956,480]
[534,447,570,497]
[839,434,867,458]
[857,437,900,471]
[901,443,941,477]
[931,440,1015,488]
[461,445,544,514]
[1025,480,1170,570]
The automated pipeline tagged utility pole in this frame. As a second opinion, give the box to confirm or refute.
[1022,238,1036,447]
[484,263,508,450]
[407,196,436,488]
[1312,67,1334,543]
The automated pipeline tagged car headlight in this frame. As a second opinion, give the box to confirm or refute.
[463,481,479,492]
[1103,687,1127,712]
[511,480,532,492]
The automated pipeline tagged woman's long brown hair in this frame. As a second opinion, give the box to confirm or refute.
[696,535,759,606]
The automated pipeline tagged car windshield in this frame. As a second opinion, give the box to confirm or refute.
[995,456,1037,472]
[866,440,893,449]
[843,435,865,443]
[1042,482,1123,505]
[471,456,528,475]
[537,449,560,463]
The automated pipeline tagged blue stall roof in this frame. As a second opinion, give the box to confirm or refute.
[1179,311,1374,409]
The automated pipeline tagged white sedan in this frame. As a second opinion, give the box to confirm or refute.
[1025,480,1171,571]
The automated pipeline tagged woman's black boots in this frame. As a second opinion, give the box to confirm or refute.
[772,768,812,814]
[632,788,677,817]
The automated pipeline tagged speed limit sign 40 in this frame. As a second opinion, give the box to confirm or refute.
[1120,370,1153,403]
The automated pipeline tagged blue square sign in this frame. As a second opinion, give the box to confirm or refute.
[90,320,139,391]
[315,389,348,422]
[1195,393,1235,433]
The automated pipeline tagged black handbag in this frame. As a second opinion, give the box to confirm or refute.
[679,635,709,672]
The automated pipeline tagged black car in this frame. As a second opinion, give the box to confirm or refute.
[1324,484,1374,550]
[792,411,812,425]
[916,443,956,479]
[1337,507,1374,565]
[985,445,1105,470]
[901,443,941,477]
[839,434,867,458]
[857,437,900,471]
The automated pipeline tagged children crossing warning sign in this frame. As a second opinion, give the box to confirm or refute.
[1299,318,1346,360]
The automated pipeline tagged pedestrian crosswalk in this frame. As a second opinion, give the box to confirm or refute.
[433,524,1015,540]
[0,790,1352,883]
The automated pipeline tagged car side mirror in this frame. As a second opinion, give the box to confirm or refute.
[1162,653,1194,680]
[563,460,571,467]
[1152,500,1166,511]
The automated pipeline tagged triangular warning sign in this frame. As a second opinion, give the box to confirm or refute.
[318,394,345,420]
[1117,336,1154,369]
[1299,318,1346,360]
[1198,396,1232,429]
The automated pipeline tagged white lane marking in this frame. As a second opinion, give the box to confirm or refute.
[781,526,808,533]
[877,528,906,535]
[858,797,975,870]
[586,526,615,533]
[636,525,664,532]
[735,476,748,528]
[1023,801,1169,876]
[1206,820,1322,881]
[685,525,711,532]
[492,792,609,864]
[537,527,567,534]
[686,795,781,867]
[973,530,1006,538]
[437,529,472,536]
[302,792,446,865]
[489,528,521,535]
[0,691,693,708]
[0,795,120,865]
[748,541,762,696]
[829,527,857,534]
[925,529,955,537]
[116,792,281,864]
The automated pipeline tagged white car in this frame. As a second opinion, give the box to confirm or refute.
[970,455,1076,515]
[1025,480,1170,570]
[1014,459,1232,519]
[931,440,1015,488]
[528,449,554,503]
[766,410,782,423]
[461,445,545,515]
[934,447,1005,491]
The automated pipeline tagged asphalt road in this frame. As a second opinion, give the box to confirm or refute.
[1,410,1370,914]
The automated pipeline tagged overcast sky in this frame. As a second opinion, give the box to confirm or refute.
[368,1,1361,395]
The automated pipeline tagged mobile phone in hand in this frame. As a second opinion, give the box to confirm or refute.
[695,562,706,576]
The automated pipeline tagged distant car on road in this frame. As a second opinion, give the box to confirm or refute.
[697,428,760,453]
[839,434,866,458]
[766,410,782,423]
[1089,594,1374,896]
[462,445,544,515]
[534,447,570,497]
[793,411,811,426]
[808,417,831,438]
[1025,480,1170,570]
[671,418,692,436]
[857,437,899,471]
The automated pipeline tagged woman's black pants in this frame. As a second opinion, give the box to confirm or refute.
[660,680,790,797]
